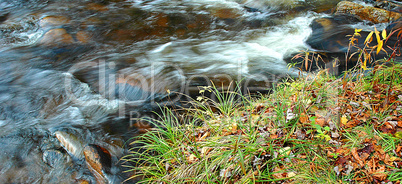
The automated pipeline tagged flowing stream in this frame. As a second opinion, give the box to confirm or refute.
[0,0,371,183]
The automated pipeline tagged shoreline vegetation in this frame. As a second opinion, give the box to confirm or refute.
[123,2,402,183]
[124,61,401,183]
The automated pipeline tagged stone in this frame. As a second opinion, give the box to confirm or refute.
[42,149,65,168]
[55,131,85,159]
[306,15,359,53]
[39,28,75,46]
[83,144,112,184]
[86,3,109,12]
[335,1,402,23]
[0,12,9,23]
[374,0,402,13]
[131,120,153,134]
[39,15,70,28]
[76,31,91,44]
[210,8,243,19]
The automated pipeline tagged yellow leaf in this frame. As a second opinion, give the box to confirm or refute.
[287,172,297,178]
[390,156,400,162]
[365,31,373,44]
[354,28,362,37]
[362,58,368,70]
[377,40,383,54]
[197,96,203,101]
[382,29,387,40]
[394,131,402,139]
[341,115,348,125]
[375,27,381,44]
[187,154,198,163]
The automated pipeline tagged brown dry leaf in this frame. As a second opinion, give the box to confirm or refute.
[351,147,364,167]
[374,145,386,155]
[360,152,370,163]
[356,114,369,122]
[315,117,326,127]
[396,146,402,157]
[272,166,286,179]
[201,147,212,156]
[398,121,402,128]
[299,113,309,124]
[372,165,387,181]
[199,131,210,141]
[345,120,359,128]
[384,154,400,166]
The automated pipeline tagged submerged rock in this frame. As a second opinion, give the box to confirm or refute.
[39,15,70,28]
[374,0,402,13]
[293,14,400,72]
[335,1,402,23]
[39,28,75,46]
[210,7,243,19]
[306,15,361,53]
[55,131,85,159]
[75,31,91,44]
[42,149,66,168]
[83,144,112,184]
[0,12,9,23]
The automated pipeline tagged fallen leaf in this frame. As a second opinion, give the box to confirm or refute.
[299,113,309,124]
[187,154,198,164]
[341,115,348,125]
[231,123,238,133]
[272,167,286,179]
[199,131,210,141]
[279,147,291,156]
[351,147,364,167]
[287,172,296,178]
[315,117,326,127]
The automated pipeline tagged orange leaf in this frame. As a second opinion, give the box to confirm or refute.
[299,113,309,124]
[351,147,364,167]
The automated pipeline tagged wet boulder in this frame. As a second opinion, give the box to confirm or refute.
[86,3,109,12]
[306,15,361,53]
[39,28,75,46]
[210,7,243,19]
[83,144,112,184]
[335,1,402,23]
[0,12,9,23]
[42,149,66,168]
[373,0,402,13]
[39,15,70,28]
[75,31,92,44]
[295,15,383,72]
[55,131,85,159]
